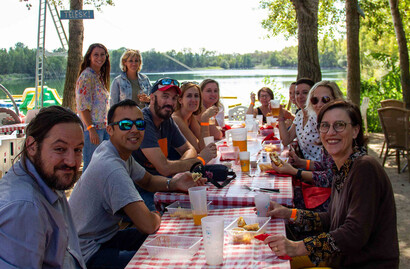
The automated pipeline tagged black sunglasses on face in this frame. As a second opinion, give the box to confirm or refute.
[109,119,146,131]
[311,96,331,105]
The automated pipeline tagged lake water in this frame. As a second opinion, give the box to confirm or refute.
[1,68,346,111]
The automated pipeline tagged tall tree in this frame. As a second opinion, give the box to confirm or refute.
[345,0,361,105]
[62,0,83,111]
[293,0,321,82]
[388,0,410,108]
[260,0,343,82]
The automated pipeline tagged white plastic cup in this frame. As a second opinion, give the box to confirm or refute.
[203,136,214,146]
[188,186,208,225]
[239,151,250,173]
[256,115,263,127]
[201,216,224,265]
[245,114,254,121]
[254,193,271,217]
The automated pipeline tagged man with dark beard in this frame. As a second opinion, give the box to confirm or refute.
[132,78,217,210]
[0,106,86,268]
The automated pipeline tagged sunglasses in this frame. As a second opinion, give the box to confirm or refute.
[318,121,352,133]
[109,119,146,131]
[311,96,331,105]
[158,78,180,87]
[181,81,199,86]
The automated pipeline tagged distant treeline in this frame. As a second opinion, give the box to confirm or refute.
[0,40,346,78]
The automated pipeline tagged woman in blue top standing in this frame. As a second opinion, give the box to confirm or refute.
[110,49,151,108]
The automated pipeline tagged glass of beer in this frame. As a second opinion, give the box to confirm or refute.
[230,128,247,152]
[270,100,280,117]
[239,151,250,173]
[188,186,208,225]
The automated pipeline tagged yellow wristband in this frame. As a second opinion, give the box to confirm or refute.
[200,122,210,126]
[87,124,95,131]
[197,156,206,165]
[290,209,297,221]
[306,160,311,170]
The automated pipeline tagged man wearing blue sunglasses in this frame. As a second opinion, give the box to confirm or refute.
[69,99,207,269]
[132,77,217,210]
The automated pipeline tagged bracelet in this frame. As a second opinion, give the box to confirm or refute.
[166,178,172,191]
[306,160,311,170]
[197,156,206,165]
[277,117,286,122]
[152,210,162,217]
[250,102,255,106]
[295,168,303,180]
[290,209,297,221]
[87,124,95,131]
[200,122,210,126]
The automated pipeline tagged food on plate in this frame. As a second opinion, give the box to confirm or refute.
[231,228,253,244]
[169,207,193,219]
[237,217,246,227]
[269,152,283,167]
[243,223,260,231]
[192,172,202,182]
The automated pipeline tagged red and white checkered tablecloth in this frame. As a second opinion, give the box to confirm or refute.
[155,167,293,208]
[0,123,26,134]
[126,207,290,269]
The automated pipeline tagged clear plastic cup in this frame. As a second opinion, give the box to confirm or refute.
[254,193,271,217]
[188,186,208,225]
[201,216,224,265]
[203,136,214,146]
[239,151,250,173]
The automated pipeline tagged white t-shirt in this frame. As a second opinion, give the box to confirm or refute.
[293,110,322,161]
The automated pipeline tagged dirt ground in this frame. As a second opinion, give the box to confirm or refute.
[366,133,410,268]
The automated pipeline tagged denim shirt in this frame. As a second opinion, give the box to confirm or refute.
[0,159,86,269]
[110,71,152,107]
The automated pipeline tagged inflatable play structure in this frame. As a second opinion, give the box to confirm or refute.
[18,86,62,114]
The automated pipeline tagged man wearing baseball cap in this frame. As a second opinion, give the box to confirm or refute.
[132,78,217,210]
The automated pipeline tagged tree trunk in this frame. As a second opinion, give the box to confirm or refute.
[346,0,361,106]
[62,0,84,111]
[292,0,321,83]
[389,0,410,109]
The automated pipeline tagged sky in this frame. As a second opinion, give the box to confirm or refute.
[1,0,296,54]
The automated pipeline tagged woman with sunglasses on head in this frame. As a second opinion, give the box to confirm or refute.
[264,100,399,268]
[172,82,219,153]
[76,43,111,171]
[110,49,151,108]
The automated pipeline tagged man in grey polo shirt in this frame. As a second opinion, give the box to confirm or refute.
[69,99,206,269]
[0,106,86,268]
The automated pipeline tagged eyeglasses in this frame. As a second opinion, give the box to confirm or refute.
[311,96,331,105]
[318,121,352,133]
[109,119,146,131]
[158,78,180,87]
[181,81,199,86]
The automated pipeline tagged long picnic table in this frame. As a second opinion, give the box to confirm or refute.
[125,207,291,269]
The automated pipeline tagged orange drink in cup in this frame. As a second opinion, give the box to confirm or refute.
[188,186,208,226]
[270,100,280,117]
[227,128,247,152]
[239,151,250,173]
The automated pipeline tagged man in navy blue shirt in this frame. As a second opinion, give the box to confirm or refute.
[0,106,86,268]
[132,78,217,209]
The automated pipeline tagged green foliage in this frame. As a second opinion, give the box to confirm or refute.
[361,54,402,132]
[259,0,345,39]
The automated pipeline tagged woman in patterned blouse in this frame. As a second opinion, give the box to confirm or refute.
[75,43,111,171]
[264,100,399,268]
